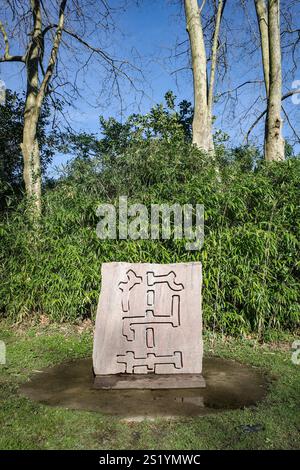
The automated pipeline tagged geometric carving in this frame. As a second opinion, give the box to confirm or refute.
[118,269,142,313]
[116,351,183,373]
[121,302,181,341]
[93,262,203,382]
[118,269,183,364]
[118,269,183,350]
[147,271,184,291]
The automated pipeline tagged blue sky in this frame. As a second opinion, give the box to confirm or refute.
[0,0,299,175]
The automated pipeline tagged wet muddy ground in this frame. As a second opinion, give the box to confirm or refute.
[20,357,270,420]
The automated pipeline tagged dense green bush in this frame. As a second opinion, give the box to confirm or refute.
[0,140,299,337]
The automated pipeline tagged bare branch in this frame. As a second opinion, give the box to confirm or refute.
[43,23,119,66]
[282,105,300,144]
[281,28,300,35]
[216,80,264,99]
[207,0,227,117]
[37,0,67,106]
[199,0,206,14]
[0,20,25,62]
[170,66,192,75]
[254,0,269,96]
[245,89,300,143]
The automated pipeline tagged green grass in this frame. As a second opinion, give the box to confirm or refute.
[0,320,299,450]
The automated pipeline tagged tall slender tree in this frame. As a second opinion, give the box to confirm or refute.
[254,0,285,161]
[0,1,67,216]
[184,0,226,152]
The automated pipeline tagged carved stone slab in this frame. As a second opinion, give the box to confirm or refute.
[93,262,204,388]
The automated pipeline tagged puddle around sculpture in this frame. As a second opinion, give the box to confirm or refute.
[20,357,270,420]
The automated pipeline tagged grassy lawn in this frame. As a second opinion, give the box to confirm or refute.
[0,319,299,450]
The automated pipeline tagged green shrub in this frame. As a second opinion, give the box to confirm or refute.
[0,140,299,337]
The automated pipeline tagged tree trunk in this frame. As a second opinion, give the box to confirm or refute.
[254,0,270,96]
[17,0,66,218]
[184,0,213,151]
[265,0,285,162]
[20,0,43,216]
[207,0,224,151]
[21,111,41,216]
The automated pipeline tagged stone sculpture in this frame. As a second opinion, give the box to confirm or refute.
[93,262,205,389]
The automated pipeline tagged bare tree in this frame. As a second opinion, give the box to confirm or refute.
[0,0,142,217]
[184,0,226,152]
[0,1,67,216]
[255,0,285,161]
[201,0,300,157]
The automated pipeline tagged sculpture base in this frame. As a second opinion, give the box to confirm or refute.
[93,373,206,390]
